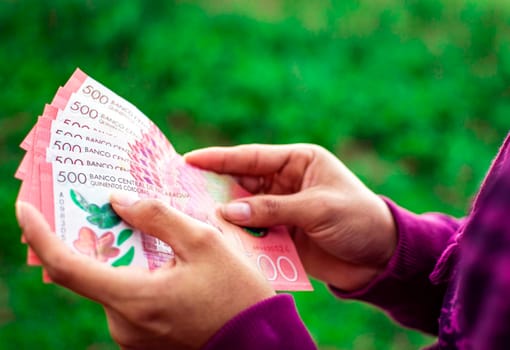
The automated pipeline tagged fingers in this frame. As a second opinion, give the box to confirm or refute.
[236,176,264,194]
[110,194,217,257]
[184,144,315,176]
[220,190,319,229]
[16,201,136,304]
[294,232,381,291]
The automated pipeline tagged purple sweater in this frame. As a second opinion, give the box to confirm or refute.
[204,132,510,350]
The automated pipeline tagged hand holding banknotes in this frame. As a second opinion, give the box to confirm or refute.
[16,197,275,350]
[185,144,398,291]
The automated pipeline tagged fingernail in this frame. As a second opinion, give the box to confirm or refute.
[222,202,251,221]
[110,192,139,207]
[15,201,26,228]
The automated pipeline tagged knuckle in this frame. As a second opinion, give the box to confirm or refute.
[308,144,328,161]
[260,197,281,217]
[316,188,344,216]
[297,143,322,155]
[247,148,261,172]
[131,304,161,325]
[126,307,169,337]
[188,226,219,249]
[141,200,169,227]
[46,253,74,284]
[120,285,165,330]
[291,144,320,167]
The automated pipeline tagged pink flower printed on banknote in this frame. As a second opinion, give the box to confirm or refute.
[73,227,120,262]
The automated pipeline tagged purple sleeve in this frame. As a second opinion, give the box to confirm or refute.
[459,171,510,348]
[333,197,461,335]
[202,294,316,350]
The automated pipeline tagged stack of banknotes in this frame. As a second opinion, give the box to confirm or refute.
[14,69,312,291]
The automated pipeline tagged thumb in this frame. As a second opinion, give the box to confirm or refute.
[110,193,215,257]
[221,191,318,229]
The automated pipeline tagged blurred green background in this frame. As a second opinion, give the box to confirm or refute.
[1,0,509,348]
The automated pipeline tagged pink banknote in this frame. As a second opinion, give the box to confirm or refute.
[15,68,312,291]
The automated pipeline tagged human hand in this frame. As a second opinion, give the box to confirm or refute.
[185,144,397,291]
[16,197,274,350]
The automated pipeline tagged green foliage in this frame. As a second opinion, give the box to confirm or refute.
[1,0,510,348]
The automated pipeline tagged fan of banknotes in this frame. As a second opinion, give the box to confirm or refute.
[14,69,312,291]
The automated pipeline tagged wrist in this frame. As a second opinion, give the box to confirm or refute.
[371,195,398,269]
